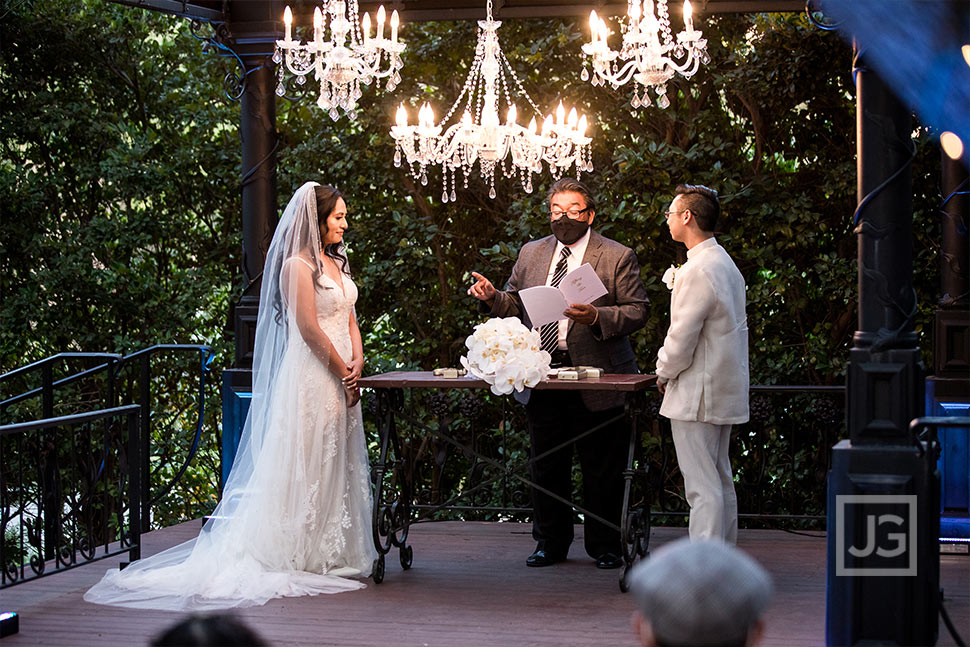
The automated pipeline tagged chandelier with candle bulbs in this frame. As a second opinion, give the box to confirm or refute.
[390,0,592,202]
[274,1,405,120]
[582,0,709,109]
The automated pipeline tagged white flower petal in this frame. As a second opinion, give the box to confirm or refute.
[662,265,677,290]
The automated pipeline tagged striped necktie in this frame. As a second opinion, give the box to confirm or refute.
[538,246,571,355]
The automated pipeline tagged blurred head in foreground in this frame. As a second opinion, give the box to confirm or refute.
[629,538,773,647]
[150,613,266,646]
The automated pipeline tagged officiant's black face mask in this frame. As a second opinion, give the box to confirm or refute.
[550,213,590,245]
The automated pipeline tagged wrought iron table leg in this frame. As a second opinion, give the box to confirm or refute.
[619,392,650,592]
[370,388,413,583]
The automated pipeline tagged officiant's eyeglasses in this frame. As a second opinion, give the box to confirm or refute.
[549,207,590,220]
[664,209,688,218]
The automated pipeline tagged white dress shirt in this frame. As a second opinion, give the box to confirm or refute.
[545,228,592,350]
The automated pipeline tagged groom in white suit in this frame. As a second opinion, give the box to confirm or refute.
[656,184,749,543]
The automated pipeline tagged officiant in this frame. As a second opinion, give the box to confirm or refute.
[467,178,650,570]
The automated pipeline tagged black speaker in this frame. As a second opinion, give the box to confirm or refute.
[825,440,940,645]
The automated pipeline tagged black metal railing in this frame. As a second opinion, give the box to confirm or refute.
[910,416,970,447]
[0,405,141,588]
[0,345,215,534]
[117,345,215,532]
[362,383,845,529]
[0,353,124,422]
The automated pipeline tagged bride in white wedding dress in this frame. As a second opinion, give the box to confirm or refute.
[84,182,378,610]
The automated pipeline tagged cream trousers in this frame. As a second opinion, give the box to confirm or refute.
[671,420,738,544]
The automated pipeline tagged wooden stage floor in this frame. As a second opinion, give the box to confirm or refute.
[2,521,967,646]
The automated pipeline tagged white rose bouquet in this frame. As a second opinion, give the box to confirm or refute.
[460,317,551,395]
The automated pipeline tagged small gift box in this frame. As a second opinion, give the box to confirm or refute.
[552,366,603,380]
[557,367,588,381]
[433,368,467,378]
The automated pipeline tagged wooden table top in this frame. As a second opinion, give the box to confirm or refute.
[359,370,657,392]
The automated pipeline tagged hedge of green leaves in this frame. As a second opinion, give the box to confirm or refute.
[1,2,945,527]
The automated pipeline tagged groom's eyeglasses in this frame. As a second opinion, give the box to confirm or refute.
[550,207,590,220]
[664,209,687,218]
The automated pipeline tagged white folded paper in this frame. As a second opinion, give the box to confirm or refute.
[519,263,608,328]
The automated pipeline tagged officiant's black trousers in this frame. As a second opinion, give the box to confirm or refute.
[525,390,627,559]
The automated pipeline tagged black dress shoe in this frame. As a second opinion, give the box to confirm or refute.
[595,552,623,569]
[526,549,566,567]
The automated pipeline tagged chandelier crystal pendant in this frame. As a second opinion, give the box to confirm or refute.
[581,0,709,109]
[274,1,405,121]
[390,0,592,202]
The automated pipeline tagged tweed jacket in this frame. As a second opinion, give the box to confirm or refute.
[486,230,650,411]
[656,238,749,424]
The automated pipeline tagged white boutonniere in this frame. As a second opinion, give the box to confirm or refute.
[662,264,681,291]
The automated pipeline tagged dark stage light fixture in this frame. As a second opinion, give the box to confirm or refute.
[0,612,19,638]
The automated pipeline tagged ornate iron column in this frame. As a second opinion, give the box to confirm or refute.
[226,2,281,371]
[825,48,939,645]
[106,1,283,370]
[217,3,282,491]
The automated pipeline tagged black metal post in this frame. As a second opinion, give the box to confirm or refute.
[230,5,281,370]
[939,155,969,308]
[217,8,282,496]
[234,63,277,369]
[139,353,151,532]
[927,143,970,549]
[128,407,142,563]
[933,153,969,380]
[825,48,939,645]
[847,51,920,446]
[40,362,58,561]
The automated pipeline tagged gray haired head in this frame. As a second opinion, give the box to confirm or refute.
[546,177,597,214]
[629,538,773,647]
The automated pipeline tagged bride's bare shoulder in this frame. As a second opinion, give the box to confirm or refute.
[284,252,317,271]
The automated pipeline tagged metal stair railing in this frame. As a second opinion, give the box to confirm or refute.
[116,345,215,532]
[0,353,123,418]
[0,405,141,589]
[1,345,215,536]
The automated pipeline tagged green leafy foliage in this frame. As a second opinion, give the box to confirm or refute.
[1,0,232,526]
[0,0,238,367]
[277,13,941,386]
[1,3,946,528]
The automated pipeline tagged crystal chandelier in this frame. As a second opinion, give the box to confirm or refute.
[581,0,709,109]
[389,0,592,201]
[274,1,405,120]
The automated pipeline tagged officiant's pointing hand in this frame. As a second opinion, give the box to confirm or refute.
[468,271,496,305]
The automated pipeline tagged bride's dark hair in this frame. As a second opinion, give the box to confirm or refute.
[315,185,351,277]
[270,183,352,326]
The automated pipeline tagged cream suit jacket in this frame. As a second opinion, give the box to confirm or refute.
[656,238,749,424]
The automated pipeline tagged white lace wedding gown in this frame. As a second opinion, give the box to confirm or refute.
[84,260,377,610]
